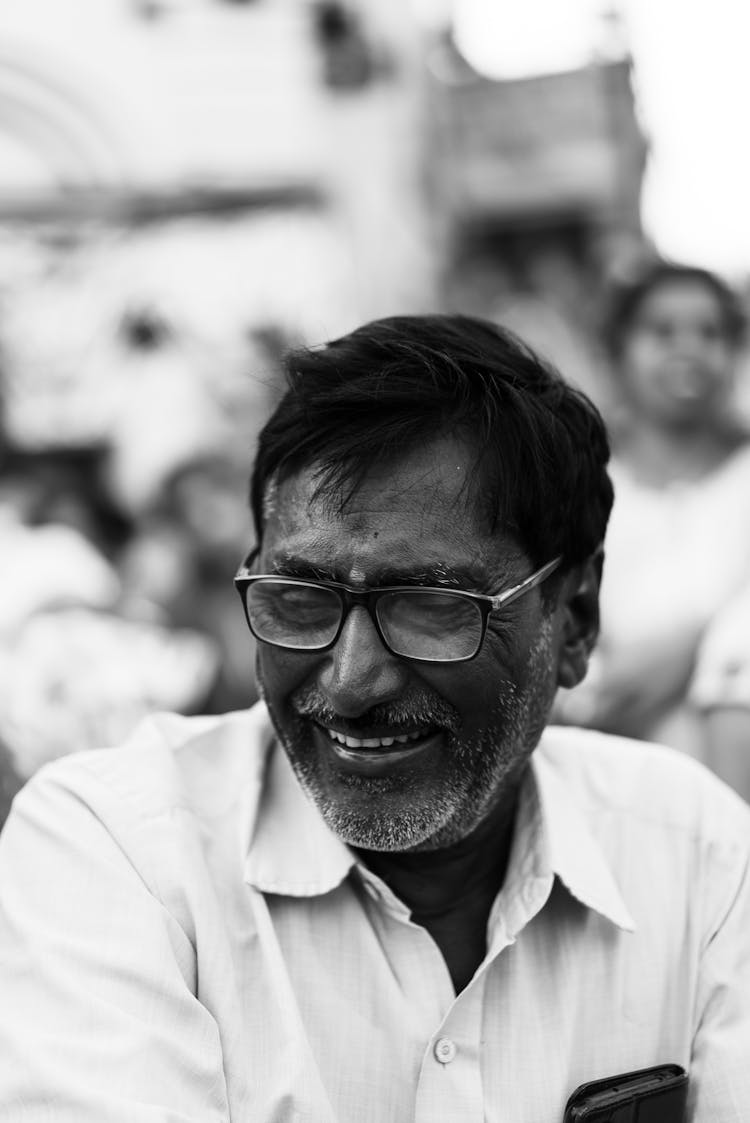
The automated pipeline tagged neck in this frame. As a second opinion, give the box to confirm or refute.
[620,416,738,485]
[354,775,522,919]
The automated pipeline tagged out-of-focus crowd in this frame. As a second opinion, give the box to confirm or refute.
[0,223,305,823]
[556,261,750,802]
[3,234,750,826]
[0,439,257,804]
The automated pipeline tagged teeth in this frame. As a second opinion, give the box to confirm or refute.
[325,728,430,749]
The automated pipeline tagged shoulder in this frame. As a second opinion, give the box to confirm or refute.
[6,702,275,849]
[536,727,750,947]
[538,724,750,856]
[0,704,278,956]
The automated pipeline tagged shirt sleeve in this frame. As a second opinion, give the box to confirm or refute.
[689,837,750,1121]
[0,763,230,1122]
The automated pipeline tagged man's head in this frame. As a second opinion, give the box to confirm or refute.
[242,315,613,853]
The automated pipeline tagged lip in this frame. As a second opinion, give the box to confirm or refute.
[310,723,443,776]
[662,364,714,398]
[668,380,710,401]
[314,717,432,737]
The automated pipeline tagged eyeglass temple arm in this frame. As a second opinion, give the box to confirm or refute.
[235,546,260,580]
[489,555,563,610]
[236,550,571,604]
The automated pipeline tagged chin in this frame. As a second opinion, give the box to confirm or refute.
[288,759,466,851]
[322,808,460,853]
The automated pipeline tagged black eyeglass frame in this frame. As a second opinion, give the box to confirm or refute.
[234,553,563,664]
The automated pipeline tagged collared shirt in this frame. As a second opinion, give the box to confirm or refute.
[0,702,749,1122]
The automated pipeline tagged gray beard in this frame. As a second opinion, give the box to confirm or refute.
[263,617,557,853]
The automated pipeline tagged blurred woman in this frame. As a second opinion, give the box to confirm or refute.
[558,261,750,800]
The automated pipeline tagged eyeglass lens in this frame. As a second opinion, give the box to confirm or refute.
[247,580,343,649]
[376,590,481,660]
[244,580,484,660]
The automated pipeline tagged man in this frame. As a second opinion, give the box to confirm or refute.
[0,314,748,1121]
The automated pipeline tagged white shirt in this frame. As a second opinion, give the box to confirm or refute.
[601,450,750,664]
[593,449,750,749]
[0,702,749,1122]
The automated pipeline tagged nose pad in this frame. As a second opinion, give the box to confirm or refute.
[317,605,409,717]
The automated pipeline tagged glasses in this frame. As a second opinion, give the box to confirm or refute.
[234,554,562,664]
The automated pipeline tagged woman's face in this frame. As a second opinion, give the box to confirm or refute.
[618,279,736,428]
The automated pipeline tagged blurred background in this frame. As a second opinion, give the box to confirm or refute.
[3,0,750,818]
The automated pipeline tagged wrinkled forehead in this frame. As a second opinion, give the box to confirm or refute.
[258,437,524,579]
[635,278,726,324]
[266,435,468,520]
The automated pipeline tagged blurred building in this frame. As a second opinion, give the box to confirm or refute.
[0,0,439,784]
[0,0,652,788]
[0,0,444,463]
[425,24,647,398]
[0,0,651,446]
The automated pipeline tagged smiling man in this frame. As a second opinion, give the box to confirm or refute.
[1,315,749,1121]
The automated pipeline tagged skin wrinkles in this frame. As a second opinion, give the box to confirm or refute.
[268,553,506,594]
[268,448,482,567]
[255,434,577,856]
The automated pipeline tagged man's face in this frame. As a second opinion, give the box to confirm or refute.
[255,434,568,852]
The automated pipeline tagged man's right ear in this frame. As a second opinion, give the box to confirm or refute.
[555,550,603,691]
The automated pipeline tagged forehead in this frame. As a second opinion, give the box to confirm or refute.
[260,435,519,579]
[636,280,724,323]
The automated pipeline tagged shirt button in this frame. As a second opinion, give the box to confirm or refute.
[434,1037,457,1064]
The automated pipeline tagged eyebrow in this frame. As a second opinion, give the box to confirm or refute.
[267,554,490,591]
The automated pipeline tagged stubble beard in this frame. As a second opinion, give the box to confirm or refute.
[265,621,557,853]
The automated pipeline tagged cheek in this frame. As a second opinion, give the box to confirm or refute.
[256,647,316,706]
[483,614,522,663]
[706,344,734,377]
[623,343,659,385]
[480,613,559,707]
[419,647,520,724]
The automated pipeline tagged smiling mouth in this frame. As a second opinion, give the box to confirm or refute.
[323,726,434,750]
[310,721,441,769]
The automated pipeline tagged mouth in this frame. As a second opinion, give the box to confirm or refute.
[311,721,443,774]
[663,364,714,401]
[669,377,707,400]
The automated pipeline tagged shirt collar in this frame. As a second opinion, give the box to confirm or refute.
[244,730,355,896]
[528,739,635,931]
[244,709,635,931]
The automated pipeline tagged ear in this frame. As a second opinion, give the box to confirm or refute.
[555,552,602,690]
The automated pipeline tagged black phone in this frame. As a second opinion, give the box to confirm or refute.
[563,1063,688,1122]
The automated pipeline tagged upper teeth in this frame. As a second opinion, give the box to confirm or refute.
[326,728,428,749]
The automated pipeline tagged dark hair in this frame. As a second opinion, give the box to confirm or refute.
[603,261,745,360]
[250,314,613,569]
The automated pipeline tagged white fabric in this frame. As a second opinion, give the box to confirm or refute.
[601,450,750,653]
[691,582,750,711]
[0,607,218,780]
[0,521,120,637]
[560,445,750,756]
[0,702,749,1121]
[604,449,750,713]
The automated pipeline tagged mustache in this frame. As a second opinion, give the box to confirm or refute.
[291,683,461,735]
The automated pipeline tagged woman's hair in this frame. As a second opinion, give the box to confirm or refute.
[603,261,746,360]
[250,314,614,569]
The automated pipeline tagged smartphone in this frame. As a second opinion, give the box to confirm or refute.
[563,1063,688,1122]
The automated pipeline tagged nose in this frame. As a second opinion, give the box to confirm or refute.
[316,605,410,718]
